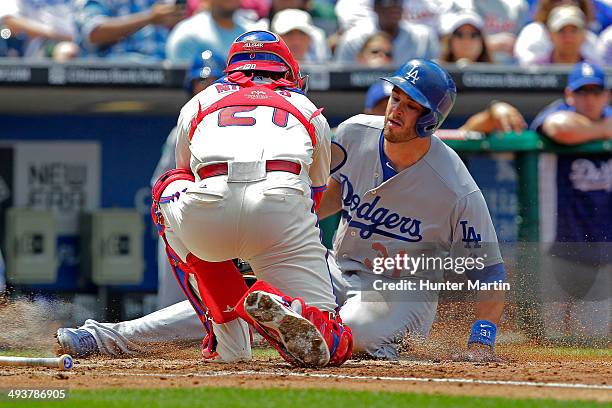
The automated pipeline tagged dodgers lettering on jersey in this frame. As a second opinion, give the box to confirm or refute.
[338,173,423,242]
[174,77,332,190]
[331,114,502,279]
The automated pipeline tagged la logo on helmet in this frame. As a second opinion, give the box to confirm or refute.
[581,63,594,77]
[405,66,420,84]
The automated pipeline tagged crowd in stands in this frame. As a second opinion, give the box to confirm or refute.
[0,0,609,66]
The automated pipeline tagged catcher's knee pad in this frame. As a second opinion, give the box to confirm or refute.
[234,280,353,366]
[151,168,195,236]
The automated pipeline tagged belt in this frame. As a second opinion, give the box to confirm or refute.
[197,160,301,180]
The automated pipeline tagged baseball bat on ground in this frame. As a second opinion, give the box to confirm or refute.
[0,354,73,370]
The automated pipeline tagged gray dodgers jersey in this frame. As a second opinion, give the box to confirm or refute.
[331,114,503,279]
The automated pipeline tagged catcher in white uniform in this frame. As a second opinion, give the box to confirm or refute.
[58,59,505,362]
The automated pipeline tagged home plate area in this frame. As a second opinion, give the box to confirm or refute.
[1,346,610,403]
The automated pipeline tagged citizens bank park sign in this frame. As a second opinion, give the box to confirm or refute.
[0,61,608,91]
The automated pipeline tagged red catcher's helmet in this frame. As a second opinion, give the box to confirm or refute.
[225,30,306,90]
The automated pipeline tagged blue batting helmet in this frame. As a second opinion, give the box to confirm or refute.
[382,59,456,138]
[184,50,226,95]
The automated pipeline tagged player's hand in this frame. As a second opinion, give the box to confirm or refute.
[451,343,504,363]
[489,102,527,134]
[150,3,185,28]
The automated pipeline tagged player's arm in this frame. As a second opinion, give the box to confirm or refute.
[474,284,505,326]
[318,177,342,219]
[541,111,612,145]
[468,263,505,359]
[318,119,352,218]
[467,275,505,358]
[309,115,332,213]
[450,191,506,361]
[460,101,527,134]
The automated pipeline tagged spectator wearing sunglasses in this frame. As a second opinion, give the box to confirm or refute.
[334,0,438,66]
[530,61,611,344]
[438,10,493,64]
[530,5,602,65]
[514,0,600,67]
[356,31,393,67]
[451,0,529,63]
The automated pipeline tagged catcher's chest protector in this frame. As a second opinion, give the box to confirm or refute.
[188,75,322,147]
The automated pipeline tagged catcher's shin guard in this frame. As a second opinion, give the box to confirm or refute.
[164,247,218,358]
[234,281,353,367]
[185,254,248,324]
[161,237,250,360]
[165,251,251,361]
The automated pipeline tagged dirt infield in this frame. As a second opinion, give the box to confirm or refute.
[1,298,609,402]
[1,345,610,402]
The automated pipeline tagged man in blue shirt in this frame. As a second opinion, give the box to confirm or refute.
[165,0,250,62]
[78,0,185,60]
[531,61,611,344]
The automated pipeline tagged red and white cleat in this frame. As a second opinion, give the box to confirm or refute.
[243,290,330,368]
